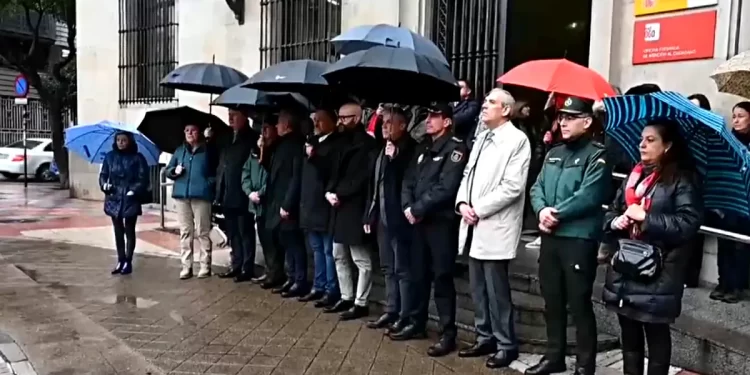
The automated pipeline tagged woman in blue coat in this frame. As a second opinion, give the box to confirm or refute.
[99,131,149,275]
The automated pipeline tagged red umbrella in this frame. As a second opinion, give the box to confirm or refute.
[498,58,616,100]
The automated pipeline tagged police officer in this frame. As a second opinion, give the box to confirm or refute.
[397,102,468,357]
[526,96,611,375]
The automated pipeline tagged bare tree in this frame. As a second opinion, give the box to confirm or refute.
[0,0,76,187]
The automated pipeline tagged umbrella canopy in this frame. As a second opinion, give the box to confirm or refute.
[323,46,459,105]
[211,85,314,112]
[64,121,161,166]
[242,59,330,95]
[498,58,616,100]
[603,91,750,218]
[160,63,249,94]
[711,51,750,99]
[331,24,449,66]
[137,106,229,154]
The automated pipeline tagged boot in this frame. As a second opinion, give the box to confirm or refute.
[180,267,193,280]
[111,262,124,275]
[197,265,211,279]
[120,261,132,275]
[622,351,644,375]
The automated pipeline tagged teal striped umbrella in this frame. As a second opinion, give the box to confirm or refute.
[603,91,750,218]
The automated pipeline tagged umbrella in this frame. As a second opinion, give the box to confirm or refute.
[242,59,330,95]
[211,85,314,112]
[331,24,449,66]
[323,46,459,105]
[711,51,750,99]
[64,121,161,166]
[160,63,249,94]
[137,106,229,154]
[498,58,616,100]
[603,91,750,218]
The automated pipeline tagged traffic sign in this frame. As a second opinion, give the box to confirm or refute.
[14,74,29,98]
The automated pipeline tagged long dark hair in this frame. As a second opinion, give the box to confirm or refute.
[734,101,750,114]
[687,94,712,110]
[647,119,693,184]
[112,131,138,154]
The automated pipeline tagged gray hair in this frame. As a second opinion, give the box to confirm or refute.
[489,88,516,108]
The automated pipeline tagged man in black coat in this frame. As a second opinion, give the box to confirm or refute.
[324,102,378,321]
[215,108,258,282]
[363,106,418,331]
[454,79,481,143]
[298,108,342,307]
[261,109,307,297]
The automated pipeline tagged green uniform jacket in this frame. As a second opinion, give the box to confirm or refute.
[530,137,611,240]
[241,154,268,217]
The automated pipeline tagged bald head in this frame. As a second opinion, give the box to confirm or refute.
[337,103,363,130]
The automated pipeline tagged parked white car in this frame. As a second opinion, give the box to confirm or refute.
[0,138,56,181]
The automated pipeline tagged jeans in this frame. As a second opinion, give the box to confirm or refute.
[377,222,416,318]
[112,216,137,263]
[276,229,307,286]
[307,231,338,297]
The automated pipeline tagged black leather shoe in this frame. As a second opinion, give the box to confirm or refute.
[314,295,337,308]
[388,323,427,341]
[458,342,496,358]
[340,305,369,321]
[427,337,456,357]
[111,262,123,275]
[386,318,408,335]
[486,350,519,369]
[525,358,567,375]
[260,278,285,290]
[366,313,398,329]
[272,280,294,294]
[251,274,267,284]
[323,299,353,313]
[299,290,324,302]
[281,284,306,298]
[234,272,253,283]
[218,269,239,279]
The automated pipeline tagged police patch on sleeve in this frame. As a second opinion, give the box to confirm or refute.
[450,150,464,163]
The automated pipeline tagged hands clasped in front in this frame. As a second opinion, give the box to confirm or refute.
[458,203,478,225]
[538,207,559,234]
[611,204,646,230]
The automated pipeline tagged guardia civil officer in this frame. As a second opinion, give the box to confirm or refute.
[399,102,469,357]
[526,97,611,375]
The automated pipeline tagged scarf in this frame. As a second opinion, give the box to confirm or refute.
[624,163,659,238]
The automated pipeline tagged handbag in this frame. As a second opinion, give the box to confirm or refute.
[612,238,663,281]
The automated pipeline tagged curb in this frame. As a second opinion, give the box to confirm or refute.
[0,333,36,375]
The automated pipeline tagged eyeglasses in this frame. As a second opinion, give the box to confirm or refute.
[338,115,357,121]
[557,113,590,122]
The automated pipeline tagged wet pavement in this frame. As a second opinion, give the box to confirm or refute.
[0,236,520,375]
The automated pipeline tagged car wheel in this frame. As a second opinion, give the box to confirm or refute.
[1,172,19,180]
[35,163,56,182]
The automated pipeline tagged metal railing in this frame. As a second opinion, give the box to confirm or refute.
[609,172,750,245]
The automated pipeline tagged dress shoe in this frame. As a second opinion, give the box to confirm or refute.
[427,337,456,357]
[260,278,285,290]
[281,284,306,298]
[324,299,353,313]
[299,290,324,302]
[218,269,239,279]
[385,318,408,335]
[486,350,519,369]
[179,267,193,280]
[272,280,294,294]
[234,273,253,283]
[251,274,267,284]
[458,342,496,358]
[366,313,398,329]
[525,358,566,375]
[120,262,132,275]
[388,323,426,341]
[111,262,123,275]
[339,305,369,321]
[314,295,337,308]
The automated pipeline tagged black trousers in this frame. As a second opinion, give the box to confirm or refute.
[413,220,458,339]
[539,235,598,369]
[224,208,256,275]
[618,315,671,375]
[112,216,138,263]
[258,218,285,283]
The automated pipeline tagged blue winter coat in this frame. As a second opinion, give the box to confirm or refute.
[166,143,217,202]
[99,149,149,218]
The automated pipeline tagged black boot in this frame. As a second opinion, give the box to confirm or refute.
[120,261,132,275]
[111,261,124,275]
[622,351,644,375]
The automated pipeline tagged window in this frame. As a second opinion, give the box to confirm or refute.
[43,143,53,152]
[4,140,43,149]
[431,0,504,97]
[260,0,342,69]
[118,0,178,105]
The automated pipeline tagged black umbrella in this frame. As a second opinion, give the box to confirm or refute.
[212,85,314,112]
[160,63,249,95]
[137,106,230,154]
[322,46,459,105]
[242,59,330,96]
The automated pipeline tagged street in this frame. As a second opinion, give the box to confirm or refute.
[0,181,520,375]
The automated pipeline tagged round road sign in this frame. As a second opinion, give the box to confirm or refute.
[14,75,29,98]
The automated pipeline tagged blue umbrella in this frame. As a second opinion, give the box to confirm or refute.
[332,24,449,66]
[64,121,161,166]
[603,91,750,218]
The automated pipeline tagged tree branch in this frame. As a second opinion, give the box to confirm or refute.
[22,3,45,66]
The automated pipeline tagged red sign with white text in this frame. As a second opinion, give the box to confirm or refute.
[632,10,717,65]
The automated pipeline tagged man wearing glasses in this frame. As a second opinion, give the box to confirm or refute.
[526,97,611,375]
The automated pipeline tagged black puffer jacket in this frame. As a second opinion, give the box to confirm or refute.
[602,171,702,324]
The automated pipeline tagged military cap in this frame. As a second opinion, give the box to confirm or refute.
[558,96,594,115]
